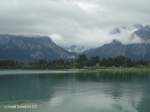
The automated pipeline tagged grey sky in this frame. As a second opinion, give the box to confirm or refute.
[0,0,150,48]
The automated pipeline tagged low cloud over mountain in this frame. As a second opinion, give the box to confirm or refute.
[0,0,150,48]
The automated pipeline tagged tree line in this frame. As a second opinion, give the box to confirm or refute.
[0,55,148,69]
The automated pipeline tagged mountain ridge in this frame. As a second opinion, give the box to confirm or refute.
[84,40,150,61]
[0,34,75,61]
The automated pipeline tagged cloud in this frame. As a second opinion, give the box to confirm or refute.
[0,0,150,48]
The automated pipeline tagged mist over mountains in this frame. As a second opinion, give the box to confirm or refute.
[60,24,150,52]
[64,45,86,53]
[0,24,150,61]
[109,24,150,44]
[63,24,150,52]
[83,24,150,61]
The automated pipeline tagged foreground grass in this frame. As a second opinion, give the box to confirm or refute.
[0,67,150,80]
[1,67,150,75]
[73,67,150,80]
[79,67,150,74]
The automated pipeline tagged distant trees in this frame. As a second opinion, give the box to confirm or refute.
[88,56,100,66]
[98,56,133,67]
[0,60,19,68]
[75,55,148,68]
[76,54,88,68]
[0,55,148,69]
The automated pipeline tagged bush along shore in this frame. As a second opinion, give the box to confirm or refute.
[0,55,149,69]
[0,55,150,79]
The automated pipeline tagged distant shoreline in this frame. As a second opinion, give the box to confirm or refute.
[0,67,150,76]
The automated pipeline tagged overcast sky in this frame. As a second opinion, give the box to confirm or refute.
[0,0,150,48]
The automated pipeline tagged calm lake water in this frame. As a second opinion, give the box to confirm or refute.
[0,70,149,112]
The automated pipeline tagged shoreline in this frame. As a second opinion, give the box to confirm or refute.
[0,67,150,75]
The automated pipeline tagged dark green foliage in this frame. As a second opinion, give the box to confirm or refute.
[0,55,148,69]
[99,56,135,67]
[0,60,19,69]
[88,56,100,66]
[77,54,88,68]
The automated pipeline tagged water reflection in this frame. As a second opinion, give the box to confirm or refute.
[0,73,149,112]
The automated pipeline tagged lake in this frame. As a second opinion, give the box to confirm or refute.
[0,70,149,112]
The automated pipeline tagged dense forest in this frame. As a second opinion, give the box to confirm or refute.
[0,55,148,69]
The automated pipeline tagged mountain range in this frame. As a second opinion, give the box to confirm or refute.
[84,40,150,61]
[0,34,75,61]
[0,24,150,61]
[83,24,150,61]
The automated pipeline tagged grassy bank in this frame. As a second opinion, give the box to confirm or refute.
[1,67,150,74]
[78,67,150,74]
[73,67,150,80]
[0,67,150,80]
